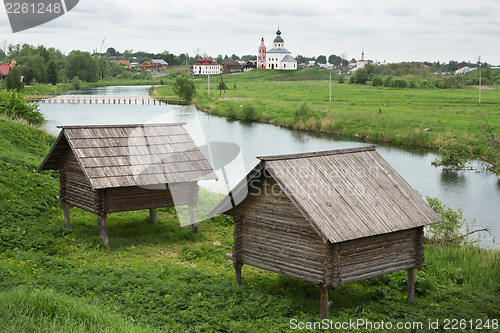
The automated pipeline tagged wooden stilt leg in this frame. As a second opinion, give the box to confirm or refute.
[189,205,197,234]
[149,208,157,224]
[98,214,110,249]
[407,268,416,303]
[320,285,329,319]
[62,202,71,229]
[235,262,243,284]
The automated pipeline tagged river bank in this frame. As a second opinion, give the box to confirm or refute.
[150,70,500,151]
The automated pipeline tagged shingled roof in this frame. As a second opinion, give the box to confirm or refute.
[39,123,217,189]
[211,146,440,243]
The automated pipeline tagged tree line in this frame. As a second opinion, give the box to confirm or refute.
[1,43,497,91]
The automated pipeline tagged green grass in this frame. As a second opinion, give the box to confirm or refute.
[152,70,500,148]
[1,117,499,332]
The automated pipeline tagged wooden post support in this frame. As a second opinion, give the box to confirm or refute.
[320,285,330,319]
[98,214,110,249]
[62,202,71,229]
[407,268,416,303]
[189,205,197,234]
[235,262,243,284]
[149,208,158,224]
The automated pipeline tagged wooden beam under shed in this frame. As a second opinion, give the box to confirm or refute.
[149,208,158,224]
[98,214,110,249]
[407,268,416,303]
[320,285,330,319]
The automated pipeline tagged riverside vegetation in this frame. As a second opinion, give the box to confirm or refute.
[0,99,499,331]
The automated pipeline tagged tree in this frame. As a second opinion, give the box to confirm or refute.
[316,55,327,64]
[328,54,342,66]
[354,67,368,84]
[64,50,98,82]
[172,76,196,103]
[97,58,108,81]
[46,60,58,85]
[19,54,46,84]
[105,47,117,57]
[5,66,23,91]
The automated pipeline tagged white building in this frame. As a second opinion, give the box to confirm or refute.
[193,58,222,75]
[265,29,297,70]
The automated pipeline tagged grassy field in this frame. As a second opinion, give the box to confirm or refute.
[0,116,499,332]
[152,70,500,148]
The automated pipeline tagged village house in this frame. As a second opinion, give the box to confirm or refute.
[193,58,222,76]
[222,61,243,74]
[0,59,16,80]
[151,59,168,69]
[117,60,131,68]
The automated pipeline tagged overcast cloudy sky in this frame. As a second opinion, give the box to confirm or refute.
[1,0,500,65]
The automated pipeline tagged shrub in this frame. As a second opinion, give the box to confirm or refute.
[432,140,471,170]
[0,90,44,125]
[71,76,81,90]
[390,78,407,88]
[371,75,384,87]
[383,75,393,87]
[173,76,196,103]
[292,103,310,123]
[241,104,257,122]
[425,197,469,244]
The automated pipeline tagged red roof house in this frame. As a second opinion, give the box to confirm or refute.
[0,59,16,79]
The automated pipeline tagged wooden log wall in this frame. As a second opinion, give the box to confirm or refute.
[331,228,422,285]
[59,150,98,214]
[233,176,328,284]
[103,181,198,214]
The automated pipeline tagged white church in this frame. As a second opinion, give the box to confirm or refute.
[258,28,297,70]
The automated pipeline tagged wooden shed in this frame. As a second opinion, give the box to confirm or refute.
[210,146,441,318]
[39,123,217,248]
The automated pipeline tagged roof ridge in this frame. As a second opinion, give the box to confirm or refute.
[257,145,376,161]
[57,123,186,129]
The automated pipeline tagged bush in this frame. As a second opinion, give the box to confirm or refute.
[241,104,257,122]
[432,140,471,170]
[383,75,393,87]
[426,197,469,244]
[371,75,384,87]
[390,78,408,88]
[173,76,196,103]
[0,90,44,125]
[71,76,81,90]
[292,103,310,123]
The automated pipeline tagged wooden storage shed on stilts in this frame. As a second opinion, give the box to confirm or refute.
[39,123,217,248]
[210,146,441,318]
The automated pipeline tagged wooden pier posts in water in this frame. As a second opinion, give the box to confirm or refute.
[28,95,169,105]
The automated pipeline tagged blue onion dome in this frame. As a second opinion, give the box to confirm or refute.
[274,29,284,43]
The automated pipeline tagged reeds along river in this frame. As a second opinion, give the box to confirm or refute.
[39,86,500,250]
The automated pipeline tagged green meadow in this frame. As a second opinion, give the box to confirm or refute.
[152,69,500,148]
[0,117,499,332]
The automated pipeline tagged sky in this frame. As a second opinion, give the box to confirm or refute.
[1,0,500,65]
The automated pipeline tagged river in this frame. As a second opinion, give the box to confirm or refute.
[39,85,499,250]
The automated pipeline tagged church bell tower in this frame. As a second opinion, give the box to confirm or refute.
[257,36,266,69]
